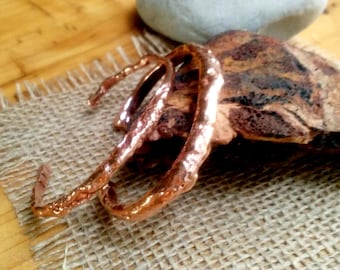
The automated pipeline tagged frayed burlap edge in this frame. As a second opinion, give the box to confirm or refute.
[0,33,339,270]
[0,31,174,269]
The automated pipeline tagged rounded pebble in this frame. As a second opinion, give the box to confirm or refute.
[136,0,327,43]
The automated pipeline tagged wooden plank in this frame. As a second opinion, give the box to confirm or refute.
[0,0,140,102]
[0,0,339,269]
[0,189,35,270]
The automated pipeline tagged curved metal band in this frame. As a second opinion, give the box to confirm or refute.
[32,55,174,217]
[98,44,224,221]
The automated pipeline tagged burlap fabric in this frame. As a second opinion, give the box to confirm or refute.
[0,35,339,269]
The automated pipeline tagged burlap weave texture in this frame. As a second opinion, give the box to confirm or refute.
[0,36,339,269]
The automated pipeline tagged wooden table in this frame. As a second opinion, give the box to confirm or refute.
[0,1,339,269]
